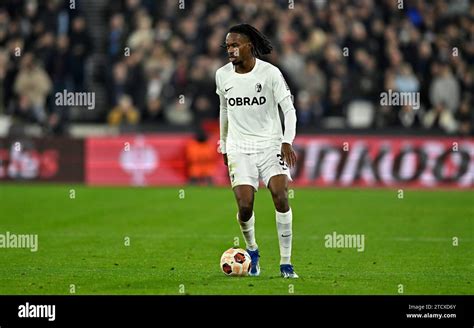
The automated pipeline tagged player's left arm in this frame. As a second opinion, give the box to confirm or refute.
[280,96,297,168]
[272,68,297,168]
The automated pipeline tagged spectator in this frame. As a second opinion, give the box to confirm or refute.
[13,53,52,124]
[323,79,346,118]
[143,66,164,122]
[50,35,72,93]
[349,49,380,101]
[40,0,61,33]
[423,101,458,134]
[69,15,92,91]
[127,13,153,52]
[9,94,36,123]
[395,63,419,94]
[191,95,214,125]
[108,61,128,106]
[123,51,146,111]
[35,32,55,71]
[185,129,217,185]
[300,60,326,99]
[395,63,422,128]
[45,111,66,136]
[429,62,460,114]
[165,98,193,126]
[107,13,126,62]
[296,90,322,127]
[0,49,8,114]
[456,96,472,136]
[108,94,140,126]
[280,44,305,88]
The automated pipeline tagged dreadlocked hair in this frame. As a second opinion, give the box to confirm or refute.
[228,24,273,58]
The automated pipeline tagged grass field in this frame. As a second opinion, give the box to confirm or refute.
[0,184,472,295]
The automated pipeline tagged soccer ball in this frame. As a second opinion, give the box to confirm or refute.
[220,247,252,276]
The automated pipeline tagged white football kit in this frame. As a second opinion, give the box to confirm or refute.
[216,58,297,190]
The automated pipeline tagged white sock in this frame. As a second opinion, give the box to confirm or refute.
[276,208,293,265]
[237,212,258,251]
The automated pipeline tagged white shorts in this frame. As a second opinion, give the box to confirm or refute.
[227,146,292,191]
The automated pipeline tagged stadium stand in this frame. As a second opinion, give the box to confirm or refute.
[0,0,472,137]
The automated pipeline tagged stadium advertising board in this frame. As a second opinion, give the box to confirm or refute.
[0,137,84,182]
[86,135,191,185]
[291,136,473,188]
[86,135,474,188]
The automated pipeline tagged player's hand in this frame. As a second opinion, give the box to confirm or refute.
[281,143,296,168]
[223,154,228,166]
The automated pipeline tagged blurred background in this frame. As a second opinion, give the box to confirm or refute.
[0,0,473,187]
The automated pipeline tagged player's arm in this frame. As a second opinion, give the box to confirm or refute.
[219,93,229,165]
[273,68,297,168]
[280,96,297,168]
[216,73,228,165]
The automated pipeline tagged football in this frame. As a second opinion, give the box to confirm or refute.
[220,247,252,276]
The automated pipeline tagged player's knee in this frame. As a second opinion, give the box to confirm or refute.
[272,192,289,212]
[238,203,254,222]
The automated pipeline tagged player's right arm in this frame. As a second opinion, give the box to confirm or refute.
[216,71,228,165]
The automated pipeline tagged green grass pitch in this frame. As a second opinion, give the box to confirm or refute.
[0,184,472,295]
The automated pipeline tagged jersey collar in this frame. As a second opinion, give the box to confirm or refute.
[233,58,259,76]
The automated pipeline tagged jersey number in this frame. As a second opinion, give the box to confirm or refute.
[276,154,288,170]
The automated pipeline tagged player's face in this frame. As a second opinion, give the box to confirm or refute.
[225,33,252,65]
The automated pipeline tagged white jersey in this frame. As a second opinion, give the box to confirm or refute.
[216,58,292,154]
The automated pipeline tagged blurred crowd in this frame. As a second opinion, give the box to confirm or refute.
[0,0,91,135]
[104,0,473,135]
[0,0,473,136]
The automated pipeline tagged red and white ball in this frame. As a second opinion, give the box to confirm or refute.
[220,247,252,276]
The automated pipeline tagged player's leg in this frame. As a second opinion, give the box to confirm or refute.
[233,185,257,249]
[227,152,260,276]
[259,145,299,278]
[267,174,298,278]
[233,185,261,276]
[268,174,292,263]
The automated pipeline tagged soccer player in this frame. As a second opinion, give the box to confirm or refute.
[216,24,298,278]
